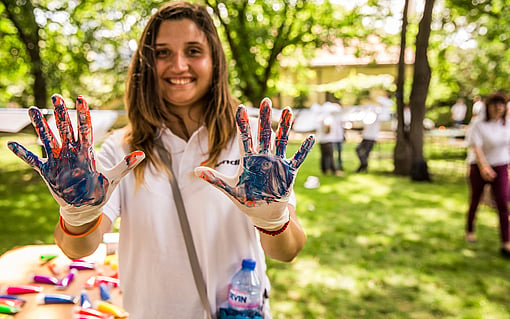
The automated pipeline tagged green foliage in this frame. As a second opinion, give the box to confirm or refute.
[0,0,161,108]
[425,104,451,127]
[205,0,364,106]
[1,0,510,118]
[0,1,33,107]
[430,0,510,104]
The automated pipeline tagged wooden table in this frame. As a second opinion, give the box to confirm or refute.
[0,244,123,318]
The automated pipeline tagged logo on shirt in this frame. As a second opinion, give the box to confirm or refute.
[215,159,240,167]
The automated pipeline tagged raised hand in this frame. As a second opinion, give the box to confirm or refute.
[194,97,315,231]
[7,94,145,226]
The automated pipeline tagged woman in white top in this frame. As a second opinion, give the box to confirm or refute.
[465,91,510,258]
[8,2,315,317]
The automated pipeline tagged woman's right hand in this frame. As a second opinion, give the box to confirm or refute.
[7,94,145,226]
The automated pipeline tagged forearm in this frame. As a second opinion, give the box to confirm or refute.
[259,205,306,262]
[473,146,489,169]
[54,214,112,260]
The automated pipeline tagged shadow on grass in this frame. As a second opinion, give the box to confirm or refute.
[267,143,510,318]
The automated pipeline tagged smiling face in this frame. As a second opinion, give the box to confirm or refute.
[155,19,213,112]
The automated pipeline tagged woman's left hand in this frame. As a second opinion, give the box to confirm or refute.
[481,165,496,181]
[195,98,315,231]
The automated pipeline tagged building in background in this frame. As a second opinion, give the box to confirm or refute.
[278,35,415,108]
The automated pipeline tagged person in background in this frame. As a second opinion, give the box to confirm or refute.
[471,96,485,123]
[316,102,344,176]
[329,103,345,175]
[465,92,510,258]
[7,2,315,318]
[355,91,393,173]
[451,98,467,127]
[316,110,337,175]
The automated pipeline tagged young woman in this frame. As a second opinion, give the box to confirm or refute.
[8,2,314,318]
[465,91,510,258]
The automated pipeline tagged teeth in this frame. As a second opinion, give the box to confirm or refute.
[169,78,192,85]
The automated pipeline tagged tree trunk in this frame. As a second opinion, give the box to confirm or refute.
[393,0,413,176]
[1,0,47,108]
[408,0,435,181]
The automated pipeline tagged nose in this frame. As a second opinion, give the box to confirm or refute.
[169,52,189,72]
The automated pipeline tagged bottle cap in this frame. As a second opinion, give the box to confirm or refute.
[241,258,256,270]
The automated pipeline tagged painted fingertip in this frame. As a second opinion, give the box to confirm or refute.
[51,93,64,105]
[304,135,316,147]
[260,97,272,108]
[124,151,145,167]
[7,140,21,153]
[196,169,213,181]
[28,106,42,120]
[281,106,293,118]
[236,104,248,117]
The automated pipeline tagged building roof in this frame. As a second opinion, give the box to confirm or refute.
[310,35,415,67]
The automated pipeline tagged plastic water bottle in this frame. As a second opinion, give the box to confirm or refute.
[228,258,261,312]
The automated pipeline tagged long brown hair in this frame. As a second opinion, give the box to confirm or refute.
[124,1,237,184]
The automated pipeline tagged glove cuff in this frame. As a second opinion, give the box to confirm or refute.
[59,213,103,238]
[255,218,290,236]
[60,205,103,227]
[249,207,290,231]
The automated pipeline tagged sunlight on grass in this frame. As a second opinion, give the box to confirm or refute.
[414,208,454,222]
[355,234,392,247]
[292,257,360,292]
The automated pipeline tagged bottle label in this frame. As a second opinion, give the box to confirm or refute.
[228,288,259,309]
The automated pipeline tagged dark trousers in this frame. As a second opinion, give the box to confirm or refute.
[319,142,336,174]
[355,139,376,168]
[466,164,509,243]
[334,141,343,170]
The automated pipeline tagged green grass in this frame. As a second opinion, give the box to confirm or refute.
[0,134,58,251]
[1,134,509,318]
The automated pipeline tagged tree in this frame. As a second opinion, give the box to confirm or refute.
[0,0,47,107]
[204,0,361,107]
[407,0,435,181]
[0,0,153,109]
[393,0,412,176]
[437,0,510,98]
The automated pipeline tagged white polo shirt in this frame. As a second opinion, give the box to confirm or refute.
[97,125,285,319]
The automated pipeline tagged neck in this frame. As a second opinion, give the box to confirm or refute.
[163,103,204,141]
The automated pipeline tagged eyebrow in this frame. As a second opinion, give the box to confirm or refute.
[155,41,205,47]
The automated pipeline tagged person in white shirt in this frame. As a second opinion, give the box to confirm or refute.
[465,92,510,258]
[355,92,393,173]
[315,102,344,176]
[7,2,315,318]
[470,96,485,122]
[451,98,467,127]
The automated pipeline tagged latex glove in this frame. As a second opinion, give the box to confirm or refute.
[194,98,315,231]
[7,94,145,226]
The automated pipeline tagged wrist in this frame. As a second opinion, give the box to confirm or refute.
[59,213,103,238]
[60,205,103,227]
[479,165,491,172]
[255,218,290,236]
[250,206,290,232]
